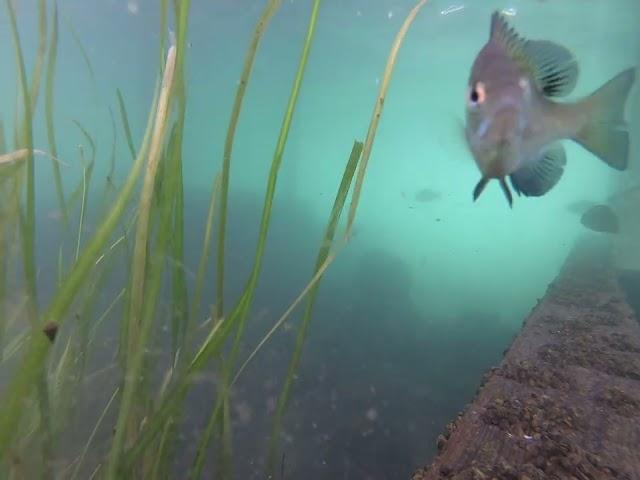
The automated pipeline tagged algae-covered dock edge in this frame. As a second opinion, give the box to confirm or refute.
[0,0,430,478]
[412,237,640,480]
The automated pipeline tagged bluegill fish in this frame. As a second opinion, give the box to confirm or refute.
[465,12,636,207]
[580,204,619,234]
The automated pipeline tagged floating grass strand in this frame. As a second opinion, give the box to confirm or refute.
[0,149,68,166]
[105,45,177,480]
[0,77,160,454]
[344,0,428,238]
[215,0,282,322]
[116,89,137,161]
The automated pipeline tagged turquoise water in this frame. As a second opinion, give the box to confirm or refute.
[0,0,638,478]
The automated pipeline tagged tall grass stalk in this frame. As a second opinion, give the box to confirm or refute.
[4,0,53,473]
[192,2,322,476]
[191,0,321,378]
[29,0,47,112]
[0,76,160,453]
[345,0,428,238]
[45,2,68,226]
[191,172,221,326]
[266,140,363,470]
[167,0,192,365]
[215,0,282,322]
[105,44,178,480]
[67,18,98,101]
[70,387,119,480]
[116,89,137,161]
[123,1,323,471]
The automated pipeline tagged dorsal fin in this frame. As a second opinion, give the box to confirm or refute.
[489,12,579,97]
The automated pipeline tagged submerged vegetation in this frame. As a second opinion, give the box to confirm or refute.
[0,0,428,478]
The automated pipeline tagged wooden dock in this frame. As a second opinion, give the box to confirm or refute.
[412,237,640,480]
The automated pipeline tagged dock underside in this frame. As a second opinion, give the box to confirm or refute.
[412,237,640,480]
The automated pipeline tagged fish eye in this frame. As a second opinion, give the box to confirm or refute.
[467,81,486,107]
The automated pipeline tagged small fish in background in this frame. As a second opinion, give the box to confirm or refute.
[414,188,441,203]
[580,205,619,234]
[464,11,636,207]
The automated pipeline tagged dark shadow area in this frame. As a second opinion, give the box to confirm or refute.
[618,269,640,323]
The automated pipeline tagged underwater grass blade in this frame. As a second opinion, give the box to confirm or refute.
[105,45,177,480]
[104,106,118,196]
[170,142,190,358]
[159,0,169,71]
[116,89,137,161]
[189,393,223,479]
[72,120,97,165]
[191,2,322,475]
[5,0,36,307]
[127,2,321,465]
[45,1,68,225]
[191,0,322,374]
[345,0,428,238]
[67,18,98,100]
[29,0,47,112]
[126,59,176,352]
[0,76,160,454]
[215,0,282,321]
[166,0,194,369]
[121,133,181,478]
[4,1,55,472]
[70,387,119,480]
[75,163,89,261]
[265,140,362,468]
[191,172,221,324]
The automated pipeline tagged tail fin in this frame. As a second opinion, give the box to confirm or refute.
[573,67,636,170]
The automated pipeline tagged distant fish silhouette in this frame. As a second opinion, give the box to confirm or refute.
[580,204,619,234]
[414,188,441,203]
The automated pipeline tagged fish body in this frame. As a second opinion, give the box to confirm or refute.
[580,204,619,234]
[465,12,636,207]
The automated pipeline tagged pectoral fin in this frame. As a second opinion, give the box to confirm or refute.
[509,144,567,197]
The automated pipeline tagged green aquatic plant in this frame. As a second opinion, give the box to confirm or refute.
[116,88,137,161]
[346,0,428,237]
[45,2,68,226]
[0,0,431,477]
[215,0,282,323]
